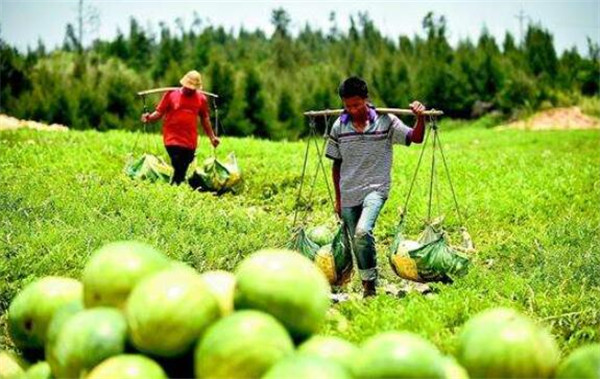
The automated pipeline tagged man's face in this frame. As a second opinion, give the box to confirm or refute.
[342,96,368,120]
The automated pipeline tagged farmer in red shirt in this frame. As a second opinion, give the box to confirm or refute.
[141,70,220,184]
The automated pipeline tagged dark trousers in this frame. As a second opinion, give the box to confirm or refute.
[165,145,195,185]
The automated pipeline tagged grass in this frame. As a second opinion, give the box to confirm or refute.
[579,96,600,118]
[1,123,599,357]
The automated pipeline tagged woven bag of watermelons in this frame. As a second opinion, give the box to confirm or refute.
[389,222,470,283]
[125,154,173,182]
[289,224,354,287]
[188,152,243,194]
[289,228,320,260]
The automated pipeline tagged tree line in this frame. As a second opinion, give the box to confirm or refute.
[1,9,598,139]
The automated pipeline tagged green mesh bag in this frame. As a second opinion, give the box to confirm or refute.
[289,225,354,287]
[389,221,470,283]
[289,228,320,260]
[188,152,243,194]
[125,154,172,182]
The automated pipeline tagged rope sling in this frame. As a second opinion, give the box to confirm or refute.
[390,114,474,284]
[400,115,464,227]
[291,114,337,229]
[288,114,354,288]
[125,95,171,182]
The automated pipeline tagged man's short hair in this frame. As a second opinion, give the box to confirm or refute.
[338,76,369,99]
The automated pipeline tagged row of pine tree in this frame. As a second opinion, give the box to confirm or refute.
[1,9,598,139]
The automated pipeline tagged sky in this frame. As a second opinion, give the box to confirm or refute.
[1,0,599,56]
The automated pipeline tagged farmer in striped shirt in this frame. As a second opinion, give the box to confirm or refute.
[325,76,426,298]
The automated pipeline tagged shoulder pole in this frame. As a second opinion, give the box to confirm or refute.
[304,108,444,117]
[137,87,219,98]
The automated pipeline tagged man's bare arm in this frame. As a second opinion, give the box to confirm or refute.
[333,160,342,216]
[409,101,426,143]
[201,113,220,148]
[141,111,163,123]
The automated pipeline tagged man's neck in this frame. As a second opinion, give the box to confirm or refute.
[181,87,196,97]
[341,104,376,128]
[353,113,368,130]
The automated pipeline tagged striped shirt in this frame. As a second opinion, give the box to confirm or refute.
[325,113,413,208]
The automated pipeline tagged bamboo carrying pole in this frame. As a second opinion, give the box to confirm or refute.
[303,108,444,117]
[137,87,219,98]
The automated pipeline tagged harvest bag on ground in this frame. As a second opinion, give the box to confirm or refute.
[188,152,243,194]
[125,154,173,183]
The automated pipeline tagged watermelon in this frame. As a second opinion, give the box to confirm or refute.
[263,355,351,379]
[457,307,560,378]
[44,300,84,375]
[194,310,294,379]
[297,335,359,373]
[234,249,331,339]
[0,350,28,379]
[23,361,52,379]
[353,331,445,378]
[441,356,469,379]
[556,343,600,379]
[87,355,167,379]
[199,270,236,317]
[82,240,171,309]
[307,225,335,246]
[45,300,84,351]
[126,267,220,357]
[47,307,127,378]
[8,276,82,351]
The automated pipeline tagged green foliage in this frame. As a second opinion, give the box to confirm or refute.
[107,30,129,61]
[1,11,599,139]
[0,41,31,113]
[579,96,600,118]
[277,87,302,139]
[100,60,143,130]
[579,38,600,96]
[127,18,153,70]
[497,67,539,115]
[525,24,558,78]
[206,57,235,134]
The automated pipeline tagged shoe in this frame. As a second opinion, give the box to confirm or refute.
[362,280,376,298]
[330,293,350,303]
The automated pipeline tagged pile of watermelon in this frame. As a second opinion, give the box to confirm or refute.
[3,240,599,379]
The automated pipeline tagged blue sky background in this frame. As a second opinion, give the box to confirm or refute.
[1,0,599,55]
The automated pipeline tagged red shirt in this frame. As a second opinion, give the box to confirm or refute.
[156,89,209,149]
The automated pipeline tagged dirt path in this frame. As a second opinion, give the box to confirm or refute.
[500,107,600,130]
[0,114,68,132]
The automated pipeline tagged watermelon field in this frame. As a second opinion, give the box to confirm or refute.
[1,120,599,375]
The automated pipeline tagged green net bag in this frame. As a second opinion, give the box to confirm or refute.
[188,152,243,194]
[389,220,470,283]
[289,224,354,287]
[125,154,172,183]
